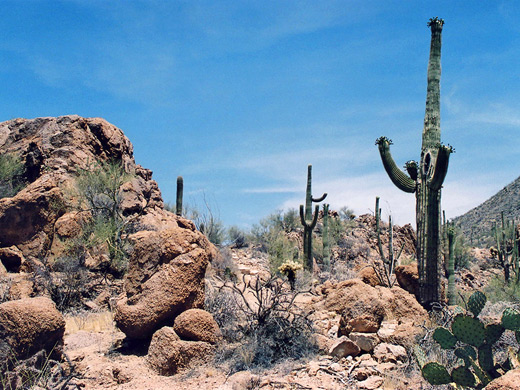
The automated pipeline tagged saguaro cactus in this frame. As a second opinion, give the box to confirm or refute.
[300,165,327,271]
[375,17,453,309]
[446,221,456,305]
[176,176,183,216]
[322,203,331,270]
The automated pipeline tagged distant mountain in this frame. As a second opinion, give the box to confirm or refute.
[453,176,520,246]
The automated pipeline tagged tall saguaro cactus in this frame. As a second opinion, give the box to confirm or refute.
[375,17,453,309]
[300,164,327,271]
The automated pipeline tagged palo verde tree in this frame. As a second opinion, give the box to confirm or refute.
[299,164,327,271]
[375,17,453,309]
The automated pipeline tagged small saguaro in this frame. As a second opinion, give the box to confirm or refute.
[176,176,183,216]
[299,164,327,271]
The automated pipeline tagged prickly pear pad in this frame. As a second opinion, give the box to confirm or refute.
[478,344,494,372]
[433,327,457,349]
[452,314,485,348]
[485,323,505,345]
[502,308,520,331]
[451,366,476,387]
[468,291,486,317]
[422,362,452,385]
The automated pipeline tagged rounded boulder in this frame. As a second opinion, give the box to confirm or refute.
[173,309,222,344]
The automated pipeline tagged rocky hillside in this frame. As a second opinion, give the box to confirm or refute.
[453,175,520,245]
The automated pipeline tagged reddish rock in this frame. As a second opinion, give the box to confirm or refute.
[147,326,214,376]
[0,115,188,263]
[317,278,426,347]
[349,332,380,352]
[328,336,361,358]
[0,297,65,363]
[394,264,419,297]
[484,368,520,389]
[173,309,222,344]
[373,342,407,363]
[0,246,25,273]
[115,228,215,340]
[359,266,381,287]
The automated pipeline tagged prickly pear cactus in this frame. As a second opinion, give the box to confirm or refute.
[421,362,452,385]
[468,290,486,317]
[451,314,485,348]
[420,290,520,388]
[502,307,520,331]
[451,366,476,387]
[433,327,457,349]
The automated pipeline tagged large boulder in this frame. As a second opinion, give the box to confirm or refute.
[147,326,215,376]
[0,297,65,364]
[317,279,427,347]
[114,228,215,339]
[173,308,222,344]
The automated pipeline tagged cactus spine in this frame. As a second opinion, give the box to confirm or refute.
[375,17,453,309]
[322,203,330,270]
[300,164,327,271]
[176,176,183,216]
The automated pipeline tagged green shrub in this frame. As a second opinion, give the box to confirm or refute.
[227,226,248,248]
[0,153,25,198]
[67,160,133,277]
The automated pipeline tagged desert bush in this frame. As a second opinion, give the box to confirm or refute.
[0,348,79,390]
[66,160,133,276]
[267,234,300,274]
[329,206,356,244]
[0,153,26,198]
[249,209,300,251]
[209,247,238,281]
[182,200,225,245]
[211,274,316,371]
[227,226,248,248]
[484,275,520,303]
[50,256,90,311]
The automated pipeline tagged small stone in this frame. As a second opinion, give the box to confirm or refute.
[349,332,380,352]
[373,343,407,363]
[358,375,385,389]
[328,336,361,358]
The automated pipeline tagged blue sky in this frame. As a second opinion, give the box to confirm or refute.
[1,1,520,228]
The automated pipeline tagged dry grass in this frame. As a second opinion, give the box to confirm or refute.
[64,310,115,335]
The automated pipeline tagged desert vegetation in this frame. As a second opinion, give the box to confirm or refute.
[2,15,520,390]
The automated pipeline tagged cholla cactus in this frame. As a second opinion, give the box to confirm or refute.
[418,290,520,388]
[279,260,303,290]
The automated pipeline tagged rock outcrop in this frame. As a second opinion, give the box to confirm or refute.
[0,115,190,263]
[0,116,215,337]
[114,228,216,340]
